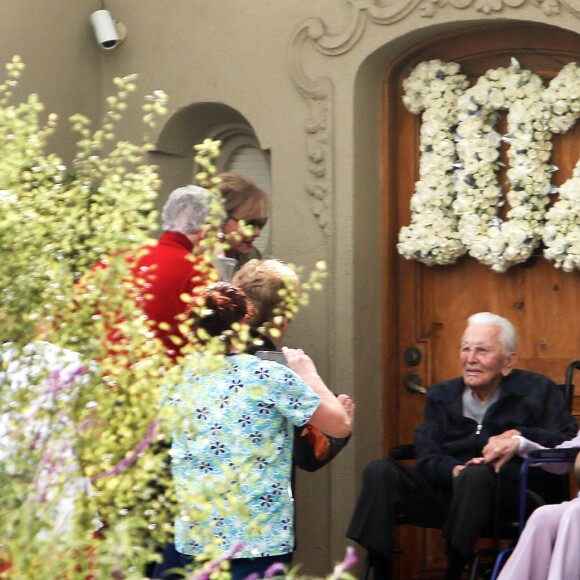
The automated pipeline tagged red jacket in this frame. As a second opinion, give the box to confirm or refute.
[133,231,216,360]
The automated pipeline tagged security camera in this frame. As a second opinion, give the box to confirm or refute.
[90,9,125,50]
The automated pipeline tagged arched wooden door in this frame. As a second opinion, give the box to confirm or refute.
[382,22,580,578]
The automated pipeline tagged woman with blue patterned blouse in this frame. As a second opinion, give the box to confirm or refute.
[164,282,352,580]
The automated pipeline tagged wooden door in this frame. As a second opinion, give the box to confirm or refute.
[382,22,580,578]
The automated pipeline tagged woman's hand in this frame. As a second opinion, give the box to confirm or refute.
[282,347,319,380]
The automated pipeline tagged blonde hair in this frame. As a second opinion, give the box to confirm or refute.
[216,172,270,217]
[232,259,299,329]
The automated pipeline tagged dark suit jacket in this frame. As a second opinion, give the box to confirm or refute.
[414,369,578,484]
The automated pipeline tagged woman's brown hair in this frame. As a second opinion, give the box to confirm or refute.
[216,172,270,217]
[194,282,250,342]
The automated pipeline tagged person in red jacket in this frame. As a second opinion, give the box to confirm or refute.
[133,185,225,360]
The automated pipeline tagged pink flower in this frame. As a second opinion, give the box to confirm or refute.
[329,546,358,579]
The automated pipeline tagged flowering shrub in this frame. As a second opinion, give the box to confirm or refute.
[0,54,179,578]
[0,57,353,579]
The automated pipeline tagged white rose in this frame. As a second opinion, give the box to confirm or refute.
[563,258,575,272]
[457,116,483,138]
[434,139,455,157]
[542,224,558,240]
[503,246,525,262]
[463,158,480,173]
[479,148,500,162]
[552,100,569,115]
[472,83,492,104]
[488,89,505,109]
[549,237,568,254]
[505,221,531,243]
[488,236,506,254]
[421,120,440,138]
[527,101,546,119]
[506,165,529,182]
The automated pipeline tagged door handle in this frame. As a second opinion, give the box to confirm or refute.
[404,373,426,395]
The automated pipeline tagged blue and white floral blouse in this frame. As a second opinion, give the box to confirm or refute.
[166,353,321,559]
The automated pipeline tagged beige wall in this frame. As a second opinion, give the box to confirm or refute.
[0,1,101,160]
[2,1,579,575]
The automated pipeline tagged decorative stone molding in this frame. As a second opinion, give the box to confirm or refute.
[290,20,336,236]
[290,0,580,234]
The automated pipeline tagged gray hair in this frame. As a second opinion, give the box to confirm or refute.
[161,185,225,234]
[467,312,517,353]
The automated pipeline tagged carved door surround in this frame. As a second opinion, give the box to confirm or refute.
[290,9,580,578]
[384,21,579,578]
[289,1,580,236]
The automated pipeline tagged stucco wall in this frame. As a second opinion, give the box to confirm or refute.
[2,1,579,575]
[0,1,101,160]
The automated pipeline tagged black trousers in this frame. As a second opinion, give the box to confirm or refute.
[346,460,525,561]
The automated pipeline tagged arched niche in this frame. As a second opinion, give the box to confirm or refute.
[148,102,271,252]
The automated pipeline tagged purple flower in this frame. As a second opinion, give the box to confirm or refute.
[329,546,358,579]
[264,561,287,577]
[45,364,87,395]
[92,418,159,481]
[188,541,246,580]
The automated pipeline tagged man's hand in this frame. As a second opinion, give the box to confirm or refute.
[452,456,487,478]
[482,434,520,472]
[492,429,521,440]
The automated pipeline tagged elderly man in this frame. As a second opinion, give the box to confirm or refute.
[347,312,577,580]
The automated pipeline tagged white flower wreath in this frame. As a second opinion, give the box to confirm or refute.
[397,59,580,272]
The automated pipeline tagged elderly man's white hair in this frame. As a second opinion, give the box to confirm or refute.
[466,312,517,354]
[161,185,224,234]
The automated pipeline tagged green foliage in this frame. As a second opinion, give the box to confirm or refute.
[0,57,351,580]
[0,56,175,577]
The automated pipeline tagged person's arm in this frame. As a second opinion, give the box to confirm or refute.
[293,426,351,471]
[282,347,353,438]
[413,387,463,483]
[513,376,578,447]
[293,394,354,472]
[481,435,522,472]
[483,432,580,474]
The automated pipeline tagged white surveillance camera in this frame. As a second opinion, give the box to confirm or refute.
[90,9,125,50]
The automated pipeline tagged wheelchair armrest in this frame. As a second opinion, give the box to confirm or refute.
[519,448,580,529]
[389,443,416,461]
[528,447,580,459]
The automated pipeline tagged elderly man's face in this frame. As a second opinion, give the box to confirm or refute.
[460,324,515,391]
